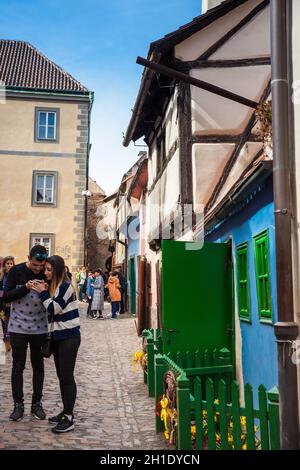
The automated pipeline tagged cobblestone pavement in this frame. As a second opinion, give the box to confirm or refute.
[0,303,169,450]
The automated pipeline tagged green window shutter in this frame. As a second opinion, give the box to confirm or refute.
[254,230,272,320]
[237,242,250,320]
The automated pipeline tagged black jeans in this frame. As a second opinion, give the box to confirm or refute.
[53,336,81,415]
[10,332,47,404]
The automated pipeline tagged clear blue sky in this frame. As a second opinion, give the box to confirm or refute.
[1,0,201,194]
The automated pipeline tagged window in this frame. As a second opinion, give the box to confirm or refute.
[30,234,55,256]
[32,171,57,206]
[35,108,59,142]
[254,230,272,321]
[236,242,250,320]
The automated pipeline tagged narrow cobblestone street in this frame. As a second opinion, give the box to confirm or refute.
[0,303,168,450]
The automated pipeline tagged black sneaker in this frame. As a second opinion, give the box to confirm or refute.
[9,403,24,421]
[31,401,46,420]
[48,411,65,425]
[52,415,74,433]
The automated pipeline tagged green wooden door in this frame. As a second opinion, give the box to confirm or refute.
[129,257,136,315]
[161,240,234,357]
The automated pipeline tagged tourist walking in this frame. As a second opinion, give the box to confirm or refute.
[86,271,96,319]
[78,267,87,301]
[106,272,121,319]
[90,269,105,319]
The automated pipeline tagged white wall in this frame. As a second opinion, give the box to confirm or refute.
[190,66,270,136]
[164,88,178,155]
[202,0,222,14]
[176,0,263,61]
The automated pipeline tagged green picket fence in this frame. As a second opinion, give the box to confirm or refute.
[183,376,279,450]
[154,354,280,450]
[142,329,233,400]
[142,328,163,397]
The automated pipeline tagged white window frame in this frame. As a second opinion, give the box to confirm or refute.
[32,171,58,207]
[35,107,60,143]
[38,111,56,140]
[29,233,55,256]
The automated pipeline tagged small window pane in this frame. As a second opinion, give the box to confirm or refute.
[45,189,53,203]
[39,112,46,125]
[47,126,55,140]
[38,126,46,139]
[36,189,44,201]
[46,175,53,189]
[36,175,44,188]
[47,113,55,126]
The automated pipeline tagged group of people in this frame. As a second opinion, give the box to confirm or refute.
[0,249,128,434]
[0,245,80,433]
[75,266,126,320]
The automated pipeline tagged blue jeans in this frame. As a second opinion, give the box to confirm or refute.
[79,285,84,301]
[111,301,120,318]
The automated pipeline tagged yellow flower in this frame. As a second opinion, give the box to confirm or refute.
[131,351,145,373]
[240,416,246,427]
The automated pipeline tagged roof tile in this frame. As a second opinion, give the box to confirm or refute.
[0,40,88,92]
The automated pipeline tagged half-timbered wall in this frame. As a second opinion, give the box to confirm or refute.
[175,0,266,61]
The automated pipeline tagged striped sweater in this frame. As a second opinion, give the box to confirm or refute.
[40,281,80,341]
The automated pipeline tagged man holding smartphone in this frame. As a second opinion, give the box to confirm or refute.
[4,245,48,421]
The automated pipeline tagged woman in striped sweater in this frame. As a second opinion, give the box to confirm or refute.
[31,255,80,433]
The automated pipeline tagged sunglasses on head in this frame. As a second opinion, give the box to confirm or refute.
[33,253,48,261]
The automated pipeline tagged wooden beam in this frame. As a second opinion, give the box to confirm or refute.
[178,82,193,205]
[191,133,263,144]
[172,57,271,72]
[199,0,269,60]
[136,56,259,109]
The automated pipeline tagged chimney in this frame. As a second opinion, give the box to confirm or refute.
[202,0,222,14]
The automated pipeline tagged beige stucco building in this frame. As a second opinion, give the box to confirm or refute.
[0,40,93,270]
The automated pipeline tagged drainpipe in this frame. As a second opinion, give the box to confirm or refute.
[84,91,94,267]
[271,0,299,449]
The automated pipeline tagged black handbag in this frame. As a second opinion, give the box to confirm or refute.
[41,333,53,358]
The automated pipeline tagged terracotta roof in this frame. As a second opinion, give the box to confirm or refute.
[0,40,88,92]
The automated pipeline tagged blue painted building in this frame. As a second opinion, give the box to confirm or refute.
[206,162,278,395]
